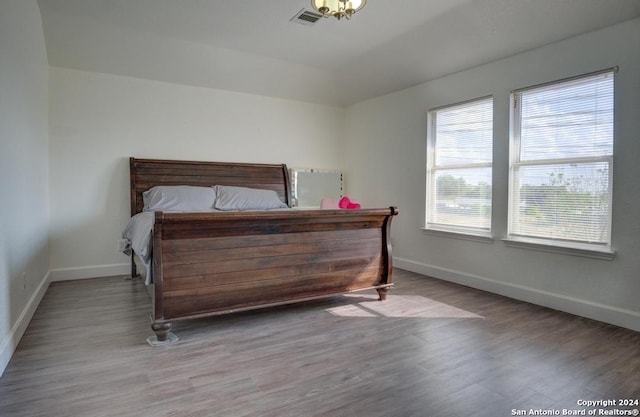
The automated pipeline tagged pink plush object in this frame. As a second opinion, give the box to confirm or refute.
[339,196,361,209]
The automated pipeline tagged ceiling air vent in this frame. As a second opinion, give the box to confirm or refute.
[290,8,323,26]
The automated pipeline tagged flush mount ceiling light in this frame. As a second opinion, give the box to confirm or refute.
[311,0,367,20]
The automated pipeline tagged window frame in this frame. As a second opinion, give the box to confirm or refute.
[425,95,494,238]
[507,68,616,257]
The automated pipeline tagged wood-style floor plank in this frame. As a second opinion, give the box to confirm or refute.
[1,269,639,417]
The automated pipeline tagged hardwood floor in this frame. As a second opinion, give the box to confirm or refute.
[1,269,639,417]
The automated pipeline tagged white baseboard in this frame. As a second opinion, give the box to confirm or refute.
[395,257,640,333]
[1,263,131,376]
[0,271,51,377]
[49,263,130,281]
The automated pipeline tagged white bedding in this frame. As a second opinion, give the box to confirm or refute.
[122,211,155,284]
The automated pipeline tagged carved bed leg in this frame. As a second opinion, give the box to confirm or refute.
[376,287,389,301]
[152,322,172,341]
[147,322,179,346]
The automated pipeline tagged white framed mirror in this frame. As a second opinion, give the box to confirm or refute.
[289,168,343,208]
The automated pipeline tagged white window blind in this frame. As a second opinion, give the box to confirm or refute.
[427,97,493,233]
[509,70,614,247]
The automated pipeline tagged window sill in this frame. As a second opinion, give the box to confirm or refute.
[502,237,616,261]
[421,226,493,244]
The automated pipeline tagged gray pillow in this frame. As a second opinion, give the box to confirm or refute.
[143,185,217,211]
[214,185,288,210]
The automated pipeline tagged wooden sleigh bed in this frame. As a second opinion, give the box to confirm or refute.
[128,157,398,344]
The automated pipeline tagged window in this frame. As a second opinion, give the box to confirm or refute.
[509,69,614,250]
[426,97,493,235]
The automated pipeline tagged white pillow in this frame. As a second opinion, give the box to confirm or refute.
[142,185,217,211]
[214,185,288,211]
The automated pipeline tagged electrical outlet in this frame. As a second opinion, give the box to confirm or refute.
[117,239,128,252]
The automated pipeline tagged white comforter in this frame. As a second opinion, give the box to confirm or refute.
[121,212,155,284]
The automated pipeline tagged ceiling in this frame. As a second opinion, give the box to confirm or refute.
[37,0,640,107]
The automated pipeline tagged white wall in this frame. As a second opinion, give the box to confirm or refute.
[344,18,640,331]
[48,68,346,278]
[0,0,50,375]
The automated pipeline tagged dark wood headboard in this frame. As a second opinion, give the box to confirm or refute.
[129,158,291,216]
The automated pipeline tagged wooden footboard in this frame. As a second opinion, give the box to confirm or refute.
[150,207,397,341]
